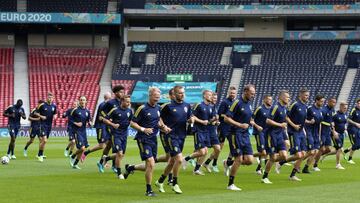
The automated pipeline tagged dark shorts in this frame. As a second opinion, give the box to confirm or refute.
[96,126,110,144]
[8,126,20,138]
[159,132,170,154]
[320,125,332,147]
[228,132,253,157]
[30,126,41,138]
[349,128,360,150]
[208,130,220,147]
[218,126,230,143]
[254,132,266,152]
[265,130,287,154]
[67,127,75,141]
[40,125,52,138]
[331,132,345,150]
[194,131,210,150]
[74,131,89,149]
[289,130,307,154]
[137,136,157,161]
[112,134,127,154]
[165,134,185,157]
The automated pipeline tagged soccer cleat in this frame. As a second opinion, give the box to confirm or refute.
[181,158,188,170]
[73,165,81,170]
[64,149,69,157]
[155,181,165,193]
[172,184,183,194]
[212,165,220,173]
[289,176,302,182]
[223,160,230,176]
[118,174,125,180]
[275,163,281,174]
[313,167,321,172]
[80,152,86,162]
[11,155,16,160]
[227,184,242,191]
[23,149,28,157]
[37,155,44,162]
[123,164,134,179]
[7,154,11,159]
[336,164,345,170]
[69,157,75,167]
[203,164,212,173]
[193,170,205,176]
[189,159,196,167]
[96,162,104,173]
[348,160,356,165]
[256,170,263,175]
[261,178,273,184]
[145,191,157,197]
[302,167,310,174]
[112,166,118,174]
[42,155,47,159]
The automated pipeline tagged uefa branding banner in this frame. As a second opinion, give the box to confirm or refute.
[131,81,217,104]
[0,127,138,138]
[0,12,121,24]
[285,31,360,40]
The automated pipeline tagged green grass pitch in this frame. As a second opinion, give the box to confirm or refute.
[1,136,360,203]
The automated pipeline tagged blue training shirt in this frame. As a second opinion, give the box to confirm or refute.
[132,103,161,139]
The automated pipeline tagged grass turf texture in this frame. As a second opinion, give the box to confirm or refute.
[1,136,360,203]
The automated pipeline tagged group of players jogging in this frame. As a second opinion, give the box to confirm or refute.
[3,84,360,196]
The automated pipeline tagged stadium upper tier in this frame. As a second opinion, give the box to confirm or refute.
[0,48,14,127]
[112,40,355,107]
[0,0,17,11]
[28,48,108,127]
[27,0,108,13]
[150,0,357,5]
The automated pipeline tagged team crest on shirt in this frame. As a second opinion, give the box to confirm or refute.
[44,108,47,111]
[52,107,55,112]
[210,108,212,113]
[298,108,301,111]
[173,109,177,112]
[78,112,82,115]
[241,108,244,111]
[157,111,160,117]
[184,106,188,113]
[86,112,89,117]
[147,113,151,116]
[118,114,121,117]
[127,112,130,117]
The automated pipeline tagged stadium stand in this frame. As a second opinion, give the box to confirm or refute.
[238,40,346,107]
[28,48,108,127]
[0,48,14,127]
[0,0,17,12]
[150,0,356,5]
[27,0,108,13]
[348,68,360,110]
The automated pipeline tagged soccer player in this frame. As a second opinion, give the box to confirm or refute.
[154,85,193,194]
[252,95,273,175]
[261,90,290,184]
[97,86,125,172]
[35,92,57,162]
[157,88,176,184]
[276,88,310,181]
[313,97,336,170]
[124,87,168,197]
[183,90,215,175]
[80,92,112,165]
[224,84,255,191]
[328,102,348,169]
[216,86,237,176]
[3,99,26,159]
[63,100,79,157]
[69,96,92,169]
[203,92,221,173]
[344,98,360,164]
[24,100,44,157]
[101,95,133,179]
[302,94,325,173]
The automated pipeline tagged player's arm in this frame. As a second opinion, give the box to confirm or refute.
[266,105,287,128]
[3,107,15,118]
[348,109,360,128]
[224,102,248,129]
[286,116,300,131]
[103,117,119,129]
[159,118,171,134]
[192,104,208,125]
[70,109,82,127]
[252,107,263,132]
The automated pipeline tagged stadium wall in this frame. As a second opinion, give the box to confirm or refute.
[0,34,15,46]
[244,18,284,38]
[28,34,109,47]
